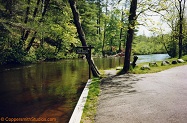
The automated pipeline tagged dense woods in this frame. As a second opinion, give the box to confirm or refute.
[0,0,187,72]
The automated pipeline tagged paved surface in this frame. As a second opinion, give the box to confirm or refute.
[95,65,187,123]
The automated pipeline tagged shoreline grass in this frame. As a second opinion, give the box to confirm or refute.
[80,78,101,123]
[130,55,187,74]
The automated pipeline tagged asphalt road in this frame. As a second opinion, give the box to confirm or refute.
[95,65,187,123]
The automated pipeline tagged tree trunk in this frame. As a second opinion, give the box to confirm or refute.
[21,0,41,45]
[119,8,124,53]
[68,0,100,77]
[179,17,183,58]
[102,0,108,57]
[21,0,31,46]
[161,35,172,57]
[33,0,41,18]
[41,0,50,17]
[177,0,185,58]
[97,0,101,35]
[121,0,137,74]
[24,0,30,23]
[102,20,106,57]
[25,32,37,52]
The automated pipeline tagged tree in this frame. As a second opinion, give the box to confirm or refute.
[182,18,187,55]
[101,0,108,57]
[0,0,79,64]
[118,8,124,53]
[175,0,186,58]
[25,0,51,52]
[120,0,137,74]
[68,0,100,77]
[157,0,187,58]
[159,2,178,57]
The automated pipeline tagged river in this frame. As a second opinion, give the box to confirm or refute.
[0,54,170,122]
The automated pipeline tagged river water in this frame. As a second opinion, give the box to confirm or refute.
[0,54,170,122]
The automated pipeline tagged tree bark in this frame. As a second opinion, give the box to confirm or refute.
[102,20,106,57]
[119,8,124,53]
[97,0,101,35]
[179,18,183,58]
[21,0,31,45]
[178,11,183,58]
[21,0,41,44]
[68,0,100,77]
[41,0,50,17]
[121,0,137,74]
[24,0,30,23]
[33,0,41,18]
[102,0,108,57]
[25,31,37,52]
[176,0,185,58]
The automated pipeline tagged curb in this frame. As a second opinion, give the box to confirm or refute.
[69,79,92,123]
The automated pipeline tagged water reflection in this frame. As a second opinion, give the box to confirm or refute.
[0,60,88,122]
[94,57,124,70]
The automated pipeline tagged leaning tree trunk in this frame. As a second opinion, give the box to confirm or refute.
[68,0,100,77]
[121,0,137,74]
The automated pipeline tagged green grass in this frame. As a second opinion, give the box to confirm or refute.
[80,78,101,123]
[130,55,187,74]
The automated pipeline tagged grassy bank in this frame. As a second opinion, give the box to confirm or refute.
[80,78,101,123]
[130,55,187,74]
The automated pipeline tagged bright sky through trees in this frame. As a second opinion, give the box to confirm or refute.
[115,0,172,36]
[137,15,171,36]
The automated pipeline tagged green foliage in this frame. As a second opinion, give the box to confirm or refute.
[1,0,186,65]
[0,46,26,64]
[0,0,130,64]
[133,35,166,55]
[0,0,80,65]
[77,0,100,45]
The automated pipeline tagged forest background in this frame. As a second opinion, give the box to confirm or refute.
[0,0,187,65]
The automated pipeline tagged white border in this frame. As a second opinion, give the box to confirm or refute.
[69,79,92,123]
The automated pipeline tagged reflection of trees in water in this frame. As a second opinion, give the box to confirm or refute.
[0,60,88,120]
[93,57,124,70]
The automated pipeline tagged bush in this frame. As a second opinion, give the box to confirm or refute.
[0,47,26,65]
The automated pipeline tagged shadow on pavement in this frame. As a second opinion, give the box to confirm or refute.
[100,74,142,100]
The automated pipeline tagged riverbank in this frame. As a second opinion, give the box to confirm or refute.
[130,56,187,74]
